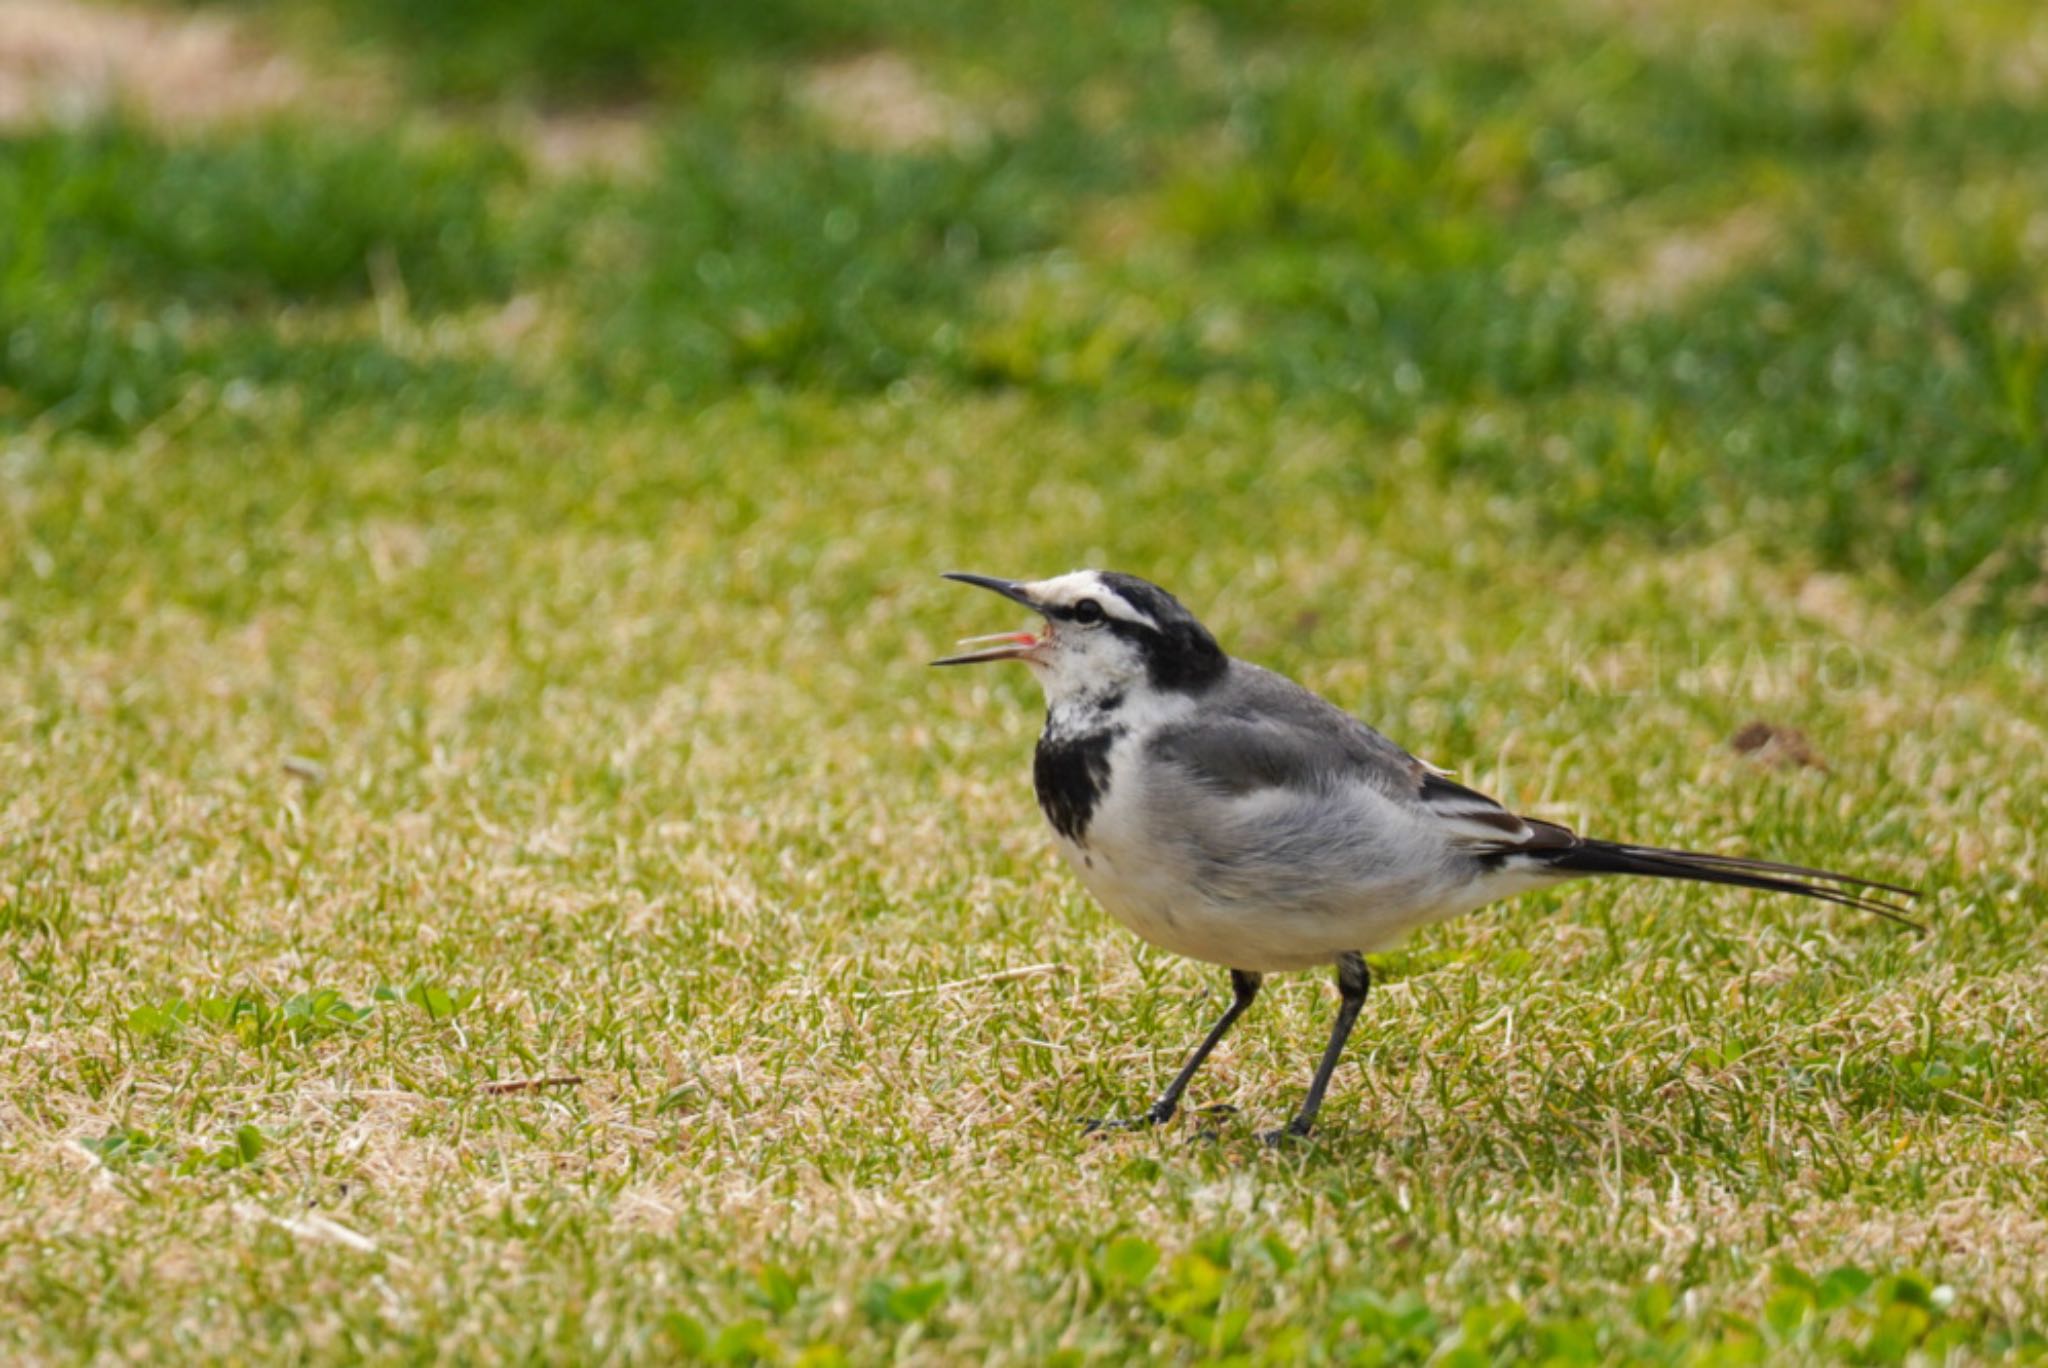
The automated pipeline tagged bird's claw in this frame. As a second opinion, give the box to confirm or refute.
[1081,1103,1176,1134]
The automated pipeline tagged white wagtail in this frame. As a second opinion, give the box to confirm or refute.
[935,569,1919,1141]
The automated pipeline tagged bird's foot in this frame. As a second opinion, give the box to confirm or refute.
[1081,1101,1177,1134]
[1259,1118,1314,1148]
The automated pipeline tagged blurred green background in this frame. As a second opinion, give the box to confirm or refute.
[5,0,2045,624]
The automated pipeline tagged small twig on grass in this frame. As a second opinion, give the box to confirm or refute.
[476,1075,585,1095]
[860,963,1070,1000]
[281,754,328,785]
[235,1202,382,1256]
[301,1087,431,1103]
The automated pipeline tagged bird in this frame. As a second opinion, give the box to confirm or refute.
[933,569,1920,1143]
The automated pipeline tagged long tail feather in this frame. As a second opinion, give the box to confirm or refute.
[1538,839,1925,931]
[1605,844,1920,899]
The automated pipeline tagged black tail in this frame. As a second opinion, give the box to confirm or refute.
[1538,839,1924,931]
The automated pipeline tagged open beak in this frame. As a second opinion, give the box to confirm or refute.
[932,572,1045,666]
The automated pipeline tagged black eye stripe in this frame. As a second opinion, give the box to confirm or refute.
[1047,571,1228,692]
[1049,598,1114,624]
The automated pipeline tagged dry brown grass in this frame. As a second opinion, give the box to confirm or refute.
[2,398,2044,1360]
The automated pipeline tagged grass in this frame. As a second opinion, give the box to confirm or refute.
[3,0,2048,1361]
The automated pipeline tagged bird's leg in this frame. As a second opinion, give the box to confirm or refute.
[1267,952,1369,1144]
[1085,969,1261,1133]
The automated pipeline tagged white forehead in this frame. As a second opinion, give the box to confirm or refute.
[1024,570,1160,629]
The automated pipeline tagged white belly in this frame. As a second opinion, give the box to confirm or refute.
[1050,753,1509,971]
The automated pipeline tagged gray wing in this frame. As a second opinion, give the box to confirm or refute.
[1149,663,1572,852]
[1143,664,1918,931]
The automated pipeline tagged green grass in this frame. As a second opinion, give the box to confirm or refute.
[4,0,2048,1361]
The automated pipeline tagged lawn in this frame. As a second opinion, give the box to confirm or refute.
[2,0,2047,1361]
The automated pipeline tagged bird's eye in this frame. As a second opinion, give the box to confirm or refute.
[1073,599,1105,624]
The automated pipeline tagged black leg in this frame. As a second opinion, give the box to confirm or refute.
[1085,969,1262,1133]
[1268,952,1369,1143]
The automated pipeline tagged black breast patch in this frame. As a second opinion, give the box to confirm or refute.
[1034,728,1120,844]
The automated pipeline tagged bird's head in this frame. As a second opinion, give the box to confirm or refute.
[933,570,1227,705]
